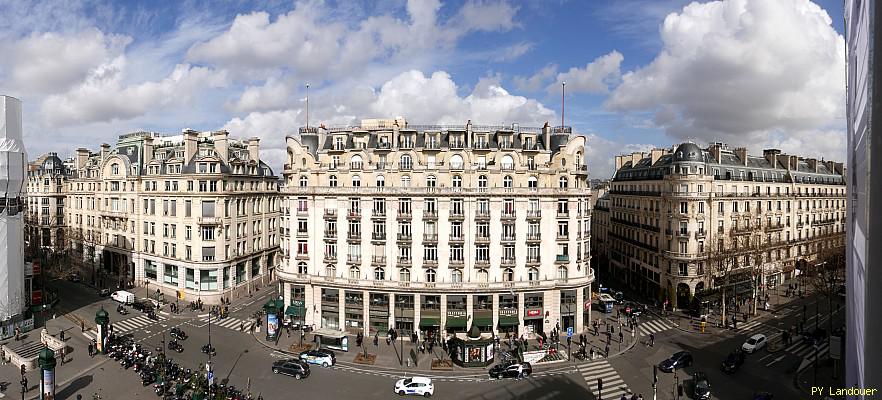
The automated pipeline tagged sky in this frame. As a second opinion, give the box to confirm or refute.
[0,0,847,178]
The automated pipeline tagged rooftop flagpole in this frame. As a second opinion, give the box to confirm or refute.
[306,83,310,129]
[561,81,566,127]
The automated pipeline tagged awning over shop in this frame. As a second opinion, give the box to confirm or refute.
[312,328,347,339]
[285,306,304,317]
[419,316,440,327]
[473,316,493,326]
[445,316,467,329]
[498,315,519,326]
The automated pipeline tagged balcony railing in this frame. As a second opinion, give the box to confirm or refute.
[350,162,363,170]
[501,211,516,220]
[449,234,464,242]
[526,210,542,219]
[555,255,570,263]
[501,235,516,242]
[475,234,490,243]
[371,232,386,241]
[501,258,515,266]
[557,210,569,218]
[197,217,222,225]
[371,256,386,265]
[397,210,412,219]
[423,233,438,242]
[347,255,361,263]
[324,209,337,217]
[372,210,387,218]
[526,233,541,241]
[347,209,361,218]
[397,233,412,241]
[347,232,361,240]
[475,209,490,219]
[423,210,438,219]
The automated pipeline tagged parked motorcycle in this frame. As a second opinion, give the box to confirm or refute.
[168,340,184,353]
[117,305,129,315]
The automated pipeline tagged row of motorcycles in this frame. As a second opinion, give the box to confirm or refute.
[103,329,257,399]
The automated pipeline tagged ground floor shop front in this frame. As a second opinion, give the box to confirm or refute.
[281,283,593,340]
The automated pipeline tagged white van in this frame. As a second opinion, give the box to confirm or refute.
[111,290,135,305]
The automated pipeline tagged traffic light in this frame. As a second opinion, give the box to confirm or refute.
[597,377,603,392]
[20,364,25,376]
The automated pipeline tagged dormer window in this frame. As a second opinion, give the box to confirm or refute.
[335,137,344,150]
[111,163,119,175]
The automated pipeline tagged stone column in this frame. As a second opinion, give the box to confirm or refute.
[338,291,345,331]
[310,285,320,329]
[388,293,396,332]
[466,295,475,329]
[363,290,370,336]
[545,289,559,334]
[440,294,448,335]
[492,294,500,335]
[576,287,586,333]
[517,292,525,334]
[414,295,422,341]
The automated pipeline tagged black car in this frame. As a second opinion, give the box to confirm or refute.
[170,328,188,341]
[802,328,827,346]
[658,351,693,372]
[201,344,216,356]
[132,300,153,313]
[98,288,111,297]
[692,371,711,400]
[622,302,644,317]
[272,359,310,380]
[721,350,746,373]
[488,362,532,379]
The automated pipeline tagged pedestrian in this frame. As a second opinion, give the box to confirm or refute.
[649,333,654,347]
[22,377,27,392]
[287,327,291,339]
[619,331,623,344]
[589,347,594,360]
[60,330,65,341]
[88,343,93,357]
[240,322,244,332]
[604,344,609,357]
[81,321,85,332]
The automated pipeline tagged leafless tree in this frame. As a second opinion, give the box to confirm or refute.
[808,244,846,334]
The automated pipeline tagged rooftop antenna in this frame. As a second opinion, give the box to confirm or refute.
[305,83,310,130]
[561,81,566,128]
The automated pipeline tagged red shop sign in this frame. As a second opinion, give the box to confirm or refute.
[526,309,542,317]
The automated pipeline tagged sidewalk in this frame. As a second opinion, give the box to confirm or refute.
[795,354,844,398]
[250,327,638,375]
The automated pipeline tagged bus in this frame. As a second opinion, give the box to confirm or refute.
[596,294,616,313]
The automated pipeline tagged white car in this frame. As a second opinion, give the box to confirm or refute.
[394,377,434,397]
[742,334,767,353]
[298,350,335,367]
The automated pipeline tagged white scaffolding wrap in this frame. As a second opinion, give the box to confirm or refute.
[0,95,27,321]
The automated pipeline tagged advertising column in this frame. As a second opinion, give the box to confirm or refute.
[264,300,279,341]
[38,347,56,400]
[95,307,109,353]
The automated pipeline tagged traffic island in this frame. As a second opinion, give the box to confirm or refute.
[431,359,454,371]
[354,352,376,365]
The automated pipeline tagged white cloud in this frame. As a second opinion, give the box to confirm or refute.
[584,133,655,178]
[549,51,623,94]
[606,0,845,160]
[41,60,228,127]
[186,0,520,80]
[0,29,131,95]
[513,64,557,92]
[229,77,293,113]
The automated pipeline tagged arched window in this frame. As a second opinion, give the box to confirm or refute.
[451,269,463,283]
[557,266,568,280]
[351,154,363,169]
[477,269,489,283]
[528,267,540,281]
[452,175,462,188]
[501,155,514,170]
[450,154,464,169]
[298,262,308,274]
[478,175,488,188]
[426,175,437,187]
[426,269,436,283]
[111,163,119,175]
[503,268,514,282]
[349,266,360,279]
[329,175,338,187]
[400,154,412,169]
[528,176,538,189]
[374,267,385,280]
[376,175,385,187]
[299,176,308,187]
[325,265,336,277]
[503,175,513,188]
[559,177,568,189]
[352,175,361,187]
[401,175,411,187]
[399,268,411,282]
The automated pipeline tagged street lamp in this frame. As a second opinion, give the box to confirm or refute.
[397,299,405,366]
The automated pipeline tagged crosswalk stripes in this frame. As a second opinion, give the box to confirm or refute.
[785,340,829,359]
[579,360,632,399]
[638,319,675,336]
[196,316,260,332]
[82,329,97,342]
[111,314,166,334]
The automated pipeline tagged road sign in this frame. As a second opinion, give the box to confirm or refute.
[567,327,573,337]
[830,336,842,360]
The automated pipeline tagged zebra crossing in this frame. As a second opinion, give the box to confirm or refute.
[112,314,167,334]
[194,316,259,332]
[579,360,632,399]
[786,339,829,360]
[638,319,676,336]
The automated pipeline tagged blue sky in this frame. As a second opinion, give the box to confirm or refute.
[0,0,847,177]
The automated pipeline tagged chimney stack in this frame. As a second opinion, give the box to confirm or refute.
[213,130,229,163]
[630,152,645,166]
[100,143,110,163]
[763,149,781,168]
[650,148,665,165]
[183,129,198,161]
[542,122,551,151]
[614,155,624,171]
[76,148,89,170]
[708,143,724,163]
[144,136,154,165]
[248,137,260,164]
[734,147,748,166]
[807,158,819,173]
[824,160,835,173]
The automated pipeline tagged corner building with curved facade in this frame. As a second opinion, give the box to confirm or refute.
[280,119,593,338]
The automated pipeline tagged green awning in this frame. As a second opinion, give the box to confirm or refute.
[473,316,493,327]
[498,315,519,326]
[274,299,285,310]
[285,305,304,317]
[419,316,440,327]
[445,316,467,329]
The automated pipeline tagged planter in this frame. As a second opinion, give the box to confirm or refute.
[354,353,376,365]
[431,359,454,370]
[289,344,313,354]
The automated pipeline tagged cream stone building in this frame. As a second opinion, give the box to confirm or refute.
[280,119,593,338]
[25,153,71,253]
[37,130,281,303]
[604,143,846,310]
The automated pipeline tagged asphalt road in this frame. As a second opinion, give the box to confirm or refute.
[37,278,845,400]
